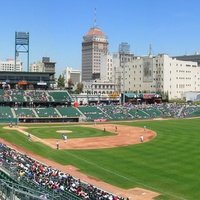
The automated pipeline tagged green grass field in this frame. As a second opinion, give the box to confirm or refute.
[27,125,115,139]
[0,118,200,200]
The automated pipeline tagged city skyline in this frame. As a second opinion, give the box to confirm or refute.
[0,0,200,76]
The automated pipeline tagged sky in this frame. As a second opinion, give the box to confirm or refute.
[0,0,200,76]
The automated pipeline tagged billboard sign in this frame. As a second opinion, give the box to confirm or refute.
[15,32,29,45]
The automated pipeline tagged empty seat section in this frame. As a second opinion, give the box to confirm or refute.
[78,106,107,121]
[14,108,36,118]
[35,108,59,117]
[48,91,72,102]
[0,107,13,118]
[56,107,81,117]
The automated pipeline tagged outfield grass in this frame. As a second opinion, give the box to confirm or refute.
[0,118,200,200]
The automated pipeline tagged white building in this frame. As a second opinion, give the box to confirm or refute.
[72,93,120,105]
[120,54,200,100]
[63,67,81,87]
[112,51,135,93]
[83,80,116,95]
[184,91,200,102]
[29,61,44,72]
[100,53,114,82]
[0,59,22,71]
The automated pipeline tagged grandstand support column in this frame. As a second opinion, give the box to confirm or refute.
[76,108,86,120]
[32,108,39,117]
[11,108,17,118]
[178,105,184,117]
[55,108,62,117]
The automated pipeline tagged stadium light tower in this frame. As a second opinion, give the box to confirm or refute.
[15,32,29,71]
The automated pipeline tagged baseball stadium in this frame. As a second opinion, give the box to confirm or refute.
[0,87,199,200]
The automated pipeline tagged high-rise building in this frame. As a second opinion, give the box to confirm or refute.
[82,26,108,81]
[112,43,135,93]
[100,53,113,82]
[0,59,22,71]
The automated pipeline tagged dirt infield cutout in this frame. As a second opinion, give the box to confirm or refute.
[2,124,159,200]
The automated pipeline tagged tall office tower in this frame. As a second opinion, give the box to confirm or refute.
[82,26,108,81]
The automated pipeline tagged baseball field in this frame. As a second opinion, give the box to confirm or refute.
[0,118,199,200]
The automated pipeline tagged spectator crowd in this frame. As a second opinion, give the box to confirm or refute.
[0,143,126,200]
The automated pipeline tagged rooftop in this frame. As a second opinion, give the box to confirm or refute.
[86,27,105,37]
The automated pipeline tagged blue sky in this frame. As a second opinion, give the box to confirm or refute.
[0,0,200,76]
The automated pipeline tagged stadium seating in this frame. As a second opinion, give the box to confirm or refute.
[10,90,26,102]
[0,89,4,102]
[35,107,60,117]
[183,105,200,117]
[13,108,36,118]
[0,89,11,102]
[25,90,49,102]
[156,105,172,117]
[78,106,108,121]
[0,106,13,118]
[101,105,131,120]
[56,107,81,117]
[143,107,163,118]
[1,88,200,121]
[128,108,150,119]
[48,91,72,102]
[0,89,3,95]
[0,143,123,200]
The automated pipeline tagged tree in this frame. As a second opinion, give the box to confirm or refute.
[75,82,83,94]
[57,74,65,88]
[67,78,74,89]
